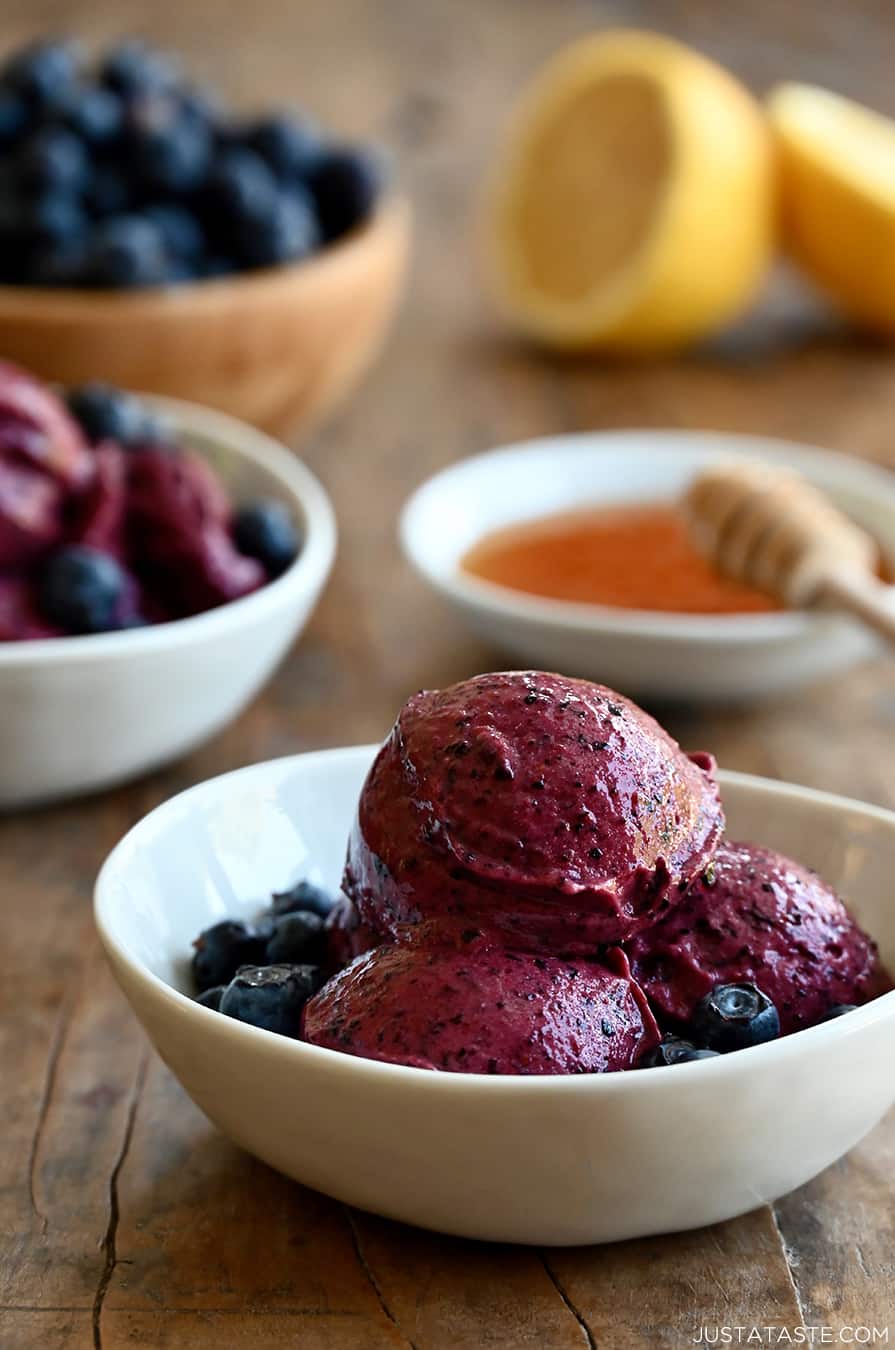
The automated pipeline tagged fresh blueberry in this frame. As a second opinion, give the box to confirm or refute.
[234,188,320,267]
[195,984,226,1011]
[690,982,781,1053]
[177,85,221,131]
[25,236,89,286]
[191,920,269,993]
[5,40,81,115]
[16,127,89,193]
[135,407,173,445]
[162,258,197,285]
[0,190,84,248]
[67,382,148,444]
[19,192,87,248]
[271,879,337,919]
[39,547,128,634]
[85,165,131,217]
[101,41,178,99]
[219,963,324,1035]
[265,911,327,966]
[245,113,322,180]
[85,214,168,288]
[0,198,26,280]
[309,147,380,241]
[233,500,301,577]
[641,1037,721,1067]
[0,181,21,232]
[203,147,278,225]
[68,382,170,446]
[819,1004,859,1022]
[142,203,204,262]
[0,89,28,146]
[128,95,211,194]
[64,86,124,146]
[199,253,235,279]
[0,251,25,285]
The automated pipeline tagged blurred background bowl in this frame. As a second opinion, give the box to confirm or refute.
[400,430,895,703]
[0,394,336,810]
[0,197,410,438]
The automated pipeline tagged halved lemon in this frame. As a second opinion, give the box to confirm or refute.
[768,83,895,334]
[484,30,775,352]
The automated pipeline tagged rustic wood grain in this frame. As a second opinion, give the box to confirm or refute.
[543,1211,807,1349]
[2,1,895,1346]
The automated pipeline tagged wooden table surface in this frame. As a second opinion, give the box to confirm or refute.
[3,1,895,1346]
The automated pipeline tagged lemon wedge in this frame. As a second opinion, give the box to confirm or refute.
[485,30,775,352]
[768,83,895,334]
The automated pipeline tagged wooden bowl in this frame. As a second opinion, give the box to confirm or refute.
[0,196,410,437]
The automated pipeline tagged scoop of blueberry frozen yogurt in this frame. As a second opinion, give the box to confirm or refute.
[189,672,892,1075]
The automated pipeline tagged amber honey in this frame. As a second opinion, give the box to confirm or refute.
[462,503,783,615]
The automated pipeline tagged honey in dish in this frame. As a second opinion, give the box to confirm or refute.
[461,503,783,615]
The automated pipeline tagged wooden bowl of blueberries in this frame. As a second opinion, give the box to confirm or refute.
[0,38,410,436]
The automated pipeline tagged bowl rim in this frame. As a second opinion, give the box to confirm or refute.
[399,429,895,644]
[0,195,410,316]
[94,745,895,1094]
[0,393,337,667]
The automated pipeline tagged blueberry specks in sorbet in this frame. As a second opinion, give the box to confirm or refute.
[302,939,661,1074]
[626,841,888,1035]
[345,671,723,951]
[182,675,891,1075]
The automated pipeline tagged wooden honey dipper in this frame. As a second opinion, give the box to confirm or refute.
[683,458,895,643]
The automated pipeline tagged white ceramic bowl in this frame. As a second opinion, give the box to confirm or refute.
[0,398,336,809]
[95,744,895,1246]
[400,431,895,702]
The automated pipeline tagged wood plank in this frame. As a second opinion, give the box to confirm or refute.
[344,1213,588,1349]
[0,1310,94,1350]
[774,1113,895,1338]
[100,1056,410,1345]
[0,803,148,1313]
[544,1210,806,1349]
[101,1310,403,1349]
[0,0,894,1343]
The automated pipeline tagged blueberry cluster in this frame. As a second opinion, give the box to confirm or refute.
[642,982,785,1065]
[0,38,382,288]
[192,881,336,1034]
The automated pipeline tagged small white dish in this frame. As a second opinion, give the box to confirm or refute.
[95,744,895,1246]
[0,397,336,809]
[400,430,895,701]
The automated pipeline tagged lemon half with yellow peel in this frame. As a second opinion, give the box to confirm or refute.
[485,30,775,352]
[768,83,895,335]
